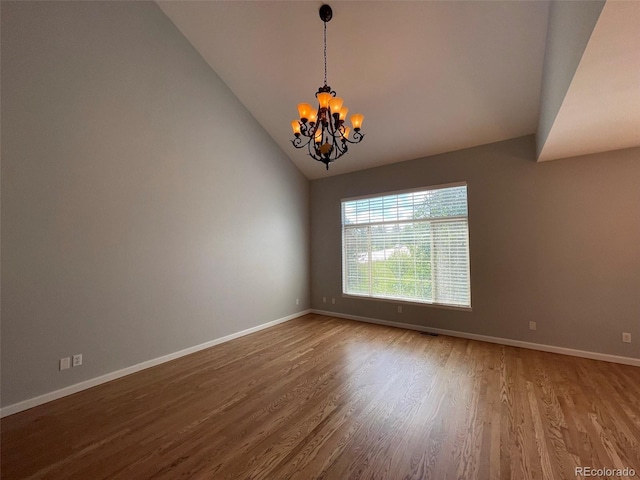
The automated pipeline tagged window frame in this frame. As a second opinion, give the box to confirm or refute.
[340,181,472,310]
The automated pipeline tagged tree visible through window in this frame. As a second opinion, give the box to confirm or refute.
[341,184,471,308]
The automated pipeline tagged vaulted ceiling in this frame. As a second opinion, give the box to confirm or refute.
[157,1,639,179]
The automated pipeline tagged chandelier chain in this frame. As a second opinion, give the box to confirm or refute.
[323,20,327,86]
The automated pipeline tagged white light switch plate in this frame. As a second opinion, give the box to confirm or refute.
[60,357,71,370]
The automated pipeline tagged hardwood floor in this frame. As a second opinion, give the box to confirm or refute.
[2,313,639,479]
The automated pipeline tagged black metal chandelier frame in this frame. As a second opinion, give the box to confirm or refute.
[291,4,364,170]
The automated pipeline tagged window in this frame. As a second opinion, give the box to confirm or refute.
[341,183,471,308]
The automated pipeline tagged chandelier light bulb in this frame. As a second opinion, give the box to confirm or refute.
[297,103,312,121]
[328,97,344,115]
[350,113,364,131]
[317,92,332,110]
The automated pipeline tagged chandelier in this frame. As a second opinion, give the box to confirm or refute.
[290,4,365,170]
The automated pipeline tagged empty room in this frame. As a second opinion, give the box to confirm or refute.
[2,1,639,479]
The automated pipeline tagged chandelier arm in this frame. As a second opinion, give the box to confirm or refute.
[342,131,365,144]
[325,113,337,137]
[337,137,349,156]
[326,118,342,161]
[332,130,346,157]
[327,121,349,160]
[291,135,313,150]
[307,138,320,161]
[299,121,317,139]
[332,143,345,161]
[305,127,325,162]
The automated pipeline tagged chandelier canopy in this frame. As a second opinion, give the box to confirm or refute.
[290,4,365,170]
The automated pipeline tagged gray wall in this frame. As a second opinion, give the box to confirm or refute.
[311,136,640,359]
[1,1,309,407]
[536,0,605,158]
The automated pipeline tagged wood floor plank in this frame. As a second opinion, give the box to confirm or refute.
[2,313,639,480]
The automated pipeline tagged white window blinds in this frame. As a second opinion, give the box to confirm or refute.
[341,184,471,308]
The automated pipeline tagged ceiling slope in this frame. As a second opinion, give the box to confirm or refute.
[158,1,550,179]
[538,1,640,162]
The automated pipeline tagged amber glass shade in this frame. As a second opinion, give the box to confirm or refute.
[291,120,301,135]
[317,92,332,109]
[297,103,312,120]
[350,113,364,130]
[342,126,350,141]
[314,128,322,143]
[308,109,318,124]
[328,97,344,114]
[339,106,349,121]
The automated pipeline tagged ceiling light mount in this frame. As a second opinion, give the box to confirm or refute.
[319,4,332,23]
[290,4,365,170]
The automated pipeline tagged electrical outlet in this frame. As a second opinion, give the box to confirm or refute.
[323,297,326,303]
[332,298,335,304]
[397,306,402,313]
[72,354,83,367]
[529,321,537,331]
[60,357,71,371]
[622,332,631,343]
[296,298,299,305]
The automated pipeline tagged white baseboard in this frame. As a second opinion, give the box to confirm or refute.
[1,310,311,418]
[312,309,640,368]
